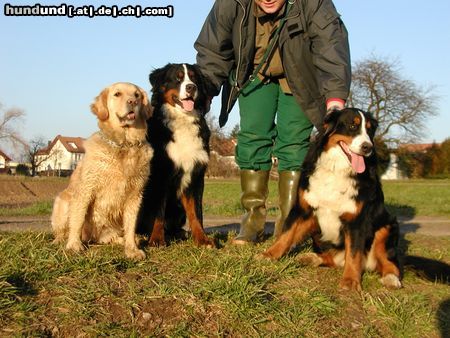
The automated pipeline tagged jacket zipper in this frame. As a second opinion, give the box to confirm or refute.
[226,0,246,113]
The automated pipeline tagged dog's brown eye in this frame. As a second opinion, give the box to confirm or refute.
[350,124,357,130]
[114,92,121,97]
[135,93,140,98]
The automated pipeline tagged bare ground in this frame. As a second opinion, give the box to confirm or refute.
[0,176,68,208]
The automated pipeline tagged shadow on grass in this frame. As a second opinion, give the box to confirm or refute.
[205,221,277,241]
[399,234,450,285]
[437,298,450,338]
[4,271,38,296]
[386,202,416,219]
[385,203,440,236]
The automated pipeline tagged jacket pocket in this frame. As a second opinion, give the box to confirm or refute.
[280,15,304,46]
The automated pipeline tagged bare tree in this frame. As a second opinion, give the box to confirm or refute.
[26,136,59,176]
[0,103,27,150]
[206,114,226,139]
[348,55,438,144]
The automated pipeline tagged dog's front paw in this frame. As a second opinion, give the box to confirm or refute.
[258,246,285,261]
[296,253,324,267]
[148,237,166,247]
[125,248,146,260]
[255,251,277,261]
[52,235,65,245]
[195,236,216,249]
[380,273,402,289]
[66,239,85,252]
[339,277,362,292]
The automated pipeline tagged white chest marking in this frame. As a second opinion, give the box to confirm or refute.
[304,146,358,244]
[163,105,208,194]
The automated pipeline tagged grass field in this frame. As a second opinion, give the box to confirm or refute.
[203,178,450,218]
[1,176,449,336]
[0,231,449,336]
[1,177,450,218]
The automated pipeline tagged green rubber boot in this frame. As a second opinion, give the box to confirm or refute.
[233,170,270,244]
[273,171,301,238]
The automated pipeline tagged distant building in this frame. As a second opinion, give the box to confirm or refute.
[381,153,406,180]
[0,149,12,174]
[381,143,441,180]
[35,135,85,176]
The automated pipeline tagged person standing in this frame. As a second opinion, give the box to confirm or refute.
[195,0,351,244]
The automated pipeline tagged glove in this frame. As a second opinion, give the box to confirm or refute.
[326,98,345,114]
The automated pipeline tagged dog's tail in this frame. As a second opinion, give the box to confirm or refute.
[403,255,450,285]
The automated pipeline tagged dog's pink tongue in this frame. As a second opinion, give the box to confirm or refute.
[351,152,366,174]
[182,100,194,112]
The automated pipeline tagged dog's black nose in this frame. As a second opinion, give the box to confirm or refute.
[127,99,137,106]
[361,142,373,155]
[185,84,197,94]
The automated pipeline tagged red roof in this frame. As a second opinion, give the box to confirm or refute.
[37,135,85,155]
[0,149,12,161]
[399,143,440,153]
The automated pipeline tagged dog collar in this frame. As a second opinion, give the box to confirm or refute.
[97,131,145,149]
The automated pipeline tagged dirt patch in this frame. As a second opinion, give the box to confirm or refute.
[136,298,187,334]
[0,176,68,207]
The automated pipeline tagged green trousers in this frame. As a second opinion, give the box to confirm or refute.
[236,78,313,171]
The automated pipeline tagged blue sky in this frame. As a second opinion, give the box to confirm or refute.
[1,0,449,158]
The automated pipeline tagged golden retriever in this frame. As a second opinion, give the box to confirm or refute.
[51,82,153,260]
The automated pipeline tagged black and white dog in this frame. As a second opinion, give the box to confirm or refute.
[262,108,401,291]
[138,63,214,247]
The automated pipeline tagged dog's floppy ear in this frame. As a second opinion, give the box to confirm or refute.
[90,87,109,121]
[365,110,378,131]
[323,108,340,136]
[149,63,172,88]
[149,64,171,107]
[138,86,153,119]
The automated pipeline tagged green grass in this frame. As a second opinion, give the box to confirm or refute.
[382,179,450,217]
[1,178,450,218]
[0,201,53,217]
[0,231,449,336]
[204,178,450,218]
[1,178,449,336]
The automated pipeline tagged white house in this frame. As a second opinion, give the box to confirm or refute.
[35,135,85,176]
[381,143,440,180]
[381,153,406,180]
[0,149,12,173]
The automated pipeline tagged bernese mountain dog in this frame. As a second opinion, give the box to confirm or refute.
[261,108,401,291]
[138,63,215,247]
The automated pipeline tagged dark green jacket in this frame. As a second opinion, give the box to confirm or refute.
[194,0,351,129]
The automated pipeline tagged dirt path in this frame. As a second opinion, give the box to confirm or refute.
[1,215,449,237]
